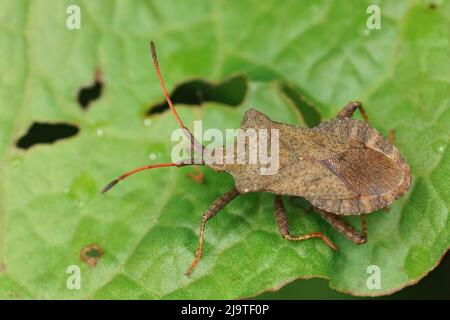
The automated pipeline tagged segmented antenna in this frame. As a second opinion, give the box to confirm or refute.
[101,41,206,194]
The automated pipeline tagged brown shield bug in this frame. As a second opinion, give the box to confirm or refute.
[102,42,412,276]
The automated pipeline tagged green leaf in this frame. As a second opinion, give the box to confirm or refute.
[0,0,448,299]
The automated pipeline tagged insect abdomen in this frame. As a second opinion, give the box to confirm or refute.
[307,118,412,215]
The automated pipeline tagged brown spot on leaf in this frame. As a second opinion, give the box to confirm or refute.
[80,244,104,267]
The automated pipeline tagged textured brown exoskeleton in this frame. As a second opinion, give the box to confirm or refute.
[102,42,412,276]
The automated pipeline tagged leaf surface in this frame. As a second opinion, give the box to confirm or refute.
[0,0,448,298]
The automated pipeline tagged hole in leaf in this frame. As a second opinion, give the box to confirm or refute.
[16,122,79,150]
[77,69,103,109]
[80,244,104,267]
[279,83,322,128]
[146,74,247,115]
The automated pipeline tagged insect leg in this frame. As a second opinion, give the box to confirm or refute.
[274,196,338,251]
[186,165,205,184]
[337,101,369,124]
[315,208,367,245]
[185,187,240,276]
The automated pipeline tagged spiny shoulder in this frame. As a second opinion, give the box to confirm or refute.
[240,108,272,129]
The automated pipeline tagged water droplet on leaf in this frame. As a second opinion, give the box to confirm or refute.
[432,140,446,154]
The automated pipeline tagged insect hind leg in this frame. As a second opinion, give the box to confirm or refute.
[338,102,397,145]
[274,196,338,251]
[314,207,367,245]
[337,101,369,124]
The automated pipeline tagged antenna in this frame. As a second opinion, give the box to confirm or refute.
[150,41,204,154]
[150,41,185,129]
[101,41,204,194]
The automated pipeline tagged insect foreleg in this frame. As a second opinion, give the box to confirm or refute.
[274,196,337,251]
[315,208,367,245]
[337,101,369,124]
[185,187,240,276]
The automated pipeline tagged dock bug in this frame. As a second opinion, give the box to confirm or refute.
[102,42,412,276]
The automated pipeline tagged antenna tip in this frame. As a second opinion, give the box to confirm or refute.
[101,179,119,194]
[150,41,157,59]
